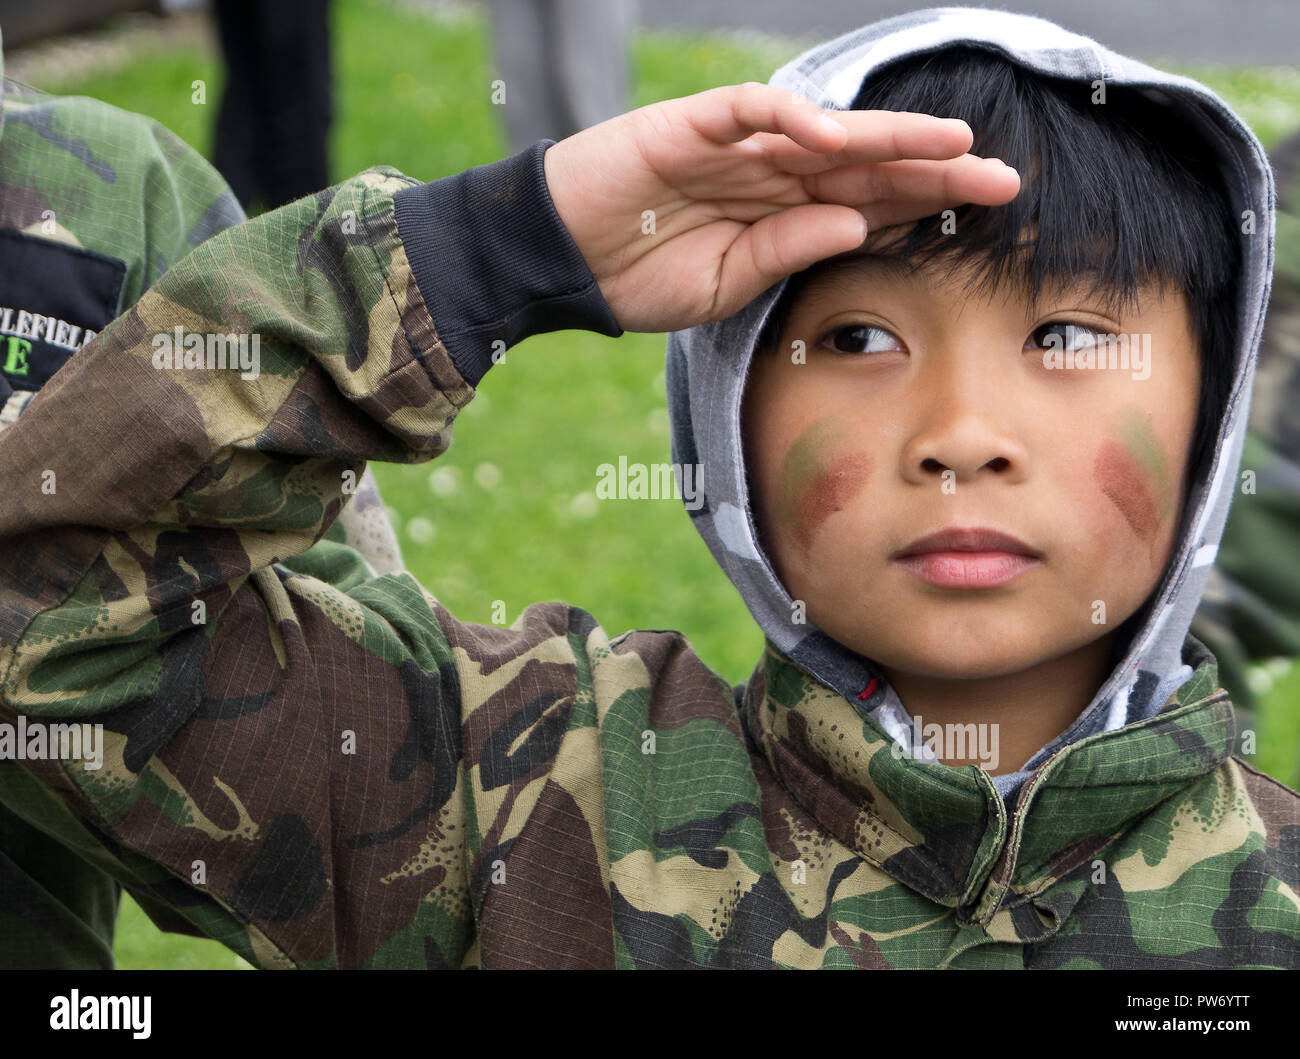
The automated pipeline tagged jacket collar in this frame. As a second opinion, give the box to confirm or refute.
[740,637,1235,939]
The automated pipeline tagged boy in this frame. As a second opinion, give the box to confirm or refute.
[0,27,403,967]
[0,8,1294,968]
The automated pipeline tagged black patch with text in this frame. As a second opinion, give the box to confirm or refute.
[0,229,126,392]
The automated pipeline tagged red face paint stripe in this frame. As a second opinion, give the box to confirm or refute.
[1094,439,1159,541]
[794,451,873,552]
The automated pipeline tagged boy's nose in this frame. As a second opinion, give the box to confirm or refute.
[899,408,1031,486]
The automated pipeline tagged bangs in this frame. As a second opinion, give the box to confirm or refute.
[847,46,1238,317]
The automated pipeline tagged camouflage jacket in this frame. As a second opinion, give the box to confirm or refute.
[0,143,1296,969]
[0,57,400,968]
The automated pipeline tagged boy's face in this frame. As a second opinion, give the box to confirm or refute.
[742,249,1200,682]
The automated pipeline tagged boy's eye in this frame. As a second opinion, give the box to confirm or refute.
[820,324,904,355]
[1027,321,1108,352]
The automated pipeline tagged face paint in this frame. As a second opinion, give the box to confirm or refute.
[1094,406,1174,543]
[775,416,873,554]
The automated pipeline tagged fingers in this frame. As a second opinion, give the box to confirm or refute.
[854,199,972,233]
[713,203,869,317]
[807,154,1022,209]
[685,83,974,164]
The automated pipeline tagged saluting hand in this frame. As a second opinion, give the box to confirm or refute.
[542,81,1021,333]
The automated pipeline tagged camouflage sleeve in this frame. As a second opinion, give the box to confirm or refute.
[144,121,404,578]
[139,123,406,573]
[93,115,408,578]
[0,150,619,967]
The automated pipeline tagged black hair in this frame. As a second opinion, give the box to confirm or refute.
[758,46,1241,482]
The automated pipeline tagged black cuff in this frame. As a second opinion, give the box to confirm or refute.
[394,140,623,386]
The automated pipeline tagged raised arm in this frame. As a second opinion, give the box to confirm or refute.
[0,86,1018,966]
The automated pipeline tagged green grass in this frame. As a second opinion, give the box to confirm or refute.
[1250,658,1300,787]
[112,895,252,969]
[20,0,1300,968]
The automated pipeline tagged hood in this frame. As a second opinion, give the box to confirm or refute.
[665,6,1275,797]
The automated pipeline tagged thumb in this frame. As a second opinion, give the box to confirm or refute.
[713,204,867,319]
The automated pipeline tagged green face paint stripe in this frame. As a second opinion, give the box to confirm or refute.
[1119,406,1174,518]
[774,416,841,528]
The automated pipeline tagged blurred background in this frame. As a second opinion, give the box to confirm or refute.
[0,0,1296,968]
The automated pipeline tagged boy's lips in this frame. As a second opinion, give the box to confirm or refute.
[891,527,1043,589]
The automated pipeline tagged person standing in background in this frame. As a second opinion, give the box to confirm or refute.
[212,0,333,211]
[486,0,636,154]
